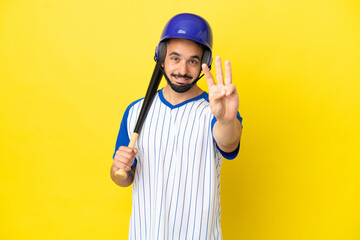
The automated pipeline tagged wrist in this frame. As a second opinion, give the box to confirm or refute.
[216,118,238,127]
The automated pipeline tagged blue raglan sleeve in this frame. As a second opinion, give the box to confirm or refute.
[211,112,243,160]
[113,101,140,167]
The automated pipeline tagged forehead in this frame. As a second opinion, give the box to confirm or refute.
[166,38,203,56]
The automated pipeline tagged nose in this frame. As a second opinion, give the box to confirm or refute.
[178,60,188,75]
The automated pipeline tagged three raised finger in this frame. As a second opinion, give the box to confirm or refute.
[203,56,232,87]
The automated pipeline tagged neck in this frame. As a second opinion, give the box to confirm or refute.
[162,84,203,105]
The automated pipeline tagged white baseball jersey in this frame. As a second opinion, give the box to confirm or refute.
[113,89,242,240]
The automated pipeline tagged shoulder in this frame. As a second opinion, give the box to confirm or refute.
[127,98,144,110]
[197,91,212,113]
[191,91,211,108]
[200,91,210,102]
[123,98,144,115]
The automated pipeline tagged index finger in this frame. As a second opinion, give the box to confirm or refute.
[202,63,215,88]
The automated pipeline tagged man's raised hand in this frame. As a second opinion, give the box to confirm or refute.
[202,56,239,123]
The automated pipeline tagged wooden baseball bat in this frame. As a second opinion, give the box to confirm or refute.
[114,62,163,180]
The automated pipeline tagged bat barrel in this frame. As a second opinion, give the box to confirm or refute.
[134,62,163,133]
[114,63,163,180]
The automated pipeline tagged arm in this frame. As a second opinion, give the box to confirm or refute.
[202,56,242,153]
[111,101,139,186]
[213,118,242,153]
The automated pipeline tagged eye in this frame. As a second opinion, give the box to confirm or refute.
[170,56,179,62]
[189,59,199,65]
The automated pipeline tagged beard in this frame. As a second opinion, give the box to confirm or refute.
[159,62,202,93]
[165,73,195,93]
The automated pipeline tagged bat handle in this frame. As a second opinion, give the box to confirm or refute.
[114,133,139,180]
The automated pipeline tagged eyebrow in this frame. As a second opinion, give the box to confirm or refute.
[169,51,201,60]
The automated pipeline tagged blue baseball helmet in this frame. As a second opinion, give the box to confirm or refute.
[155,13,213,67]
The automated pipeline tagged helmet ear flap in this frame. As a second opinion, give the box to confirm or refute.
[158,41,167,63]
[202,49,212,69]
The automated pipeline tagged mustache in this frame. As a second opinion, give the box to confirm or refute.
[170,73,193,80]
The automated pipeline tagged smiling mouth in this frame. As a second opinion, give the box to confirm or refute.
[171,74,192,85]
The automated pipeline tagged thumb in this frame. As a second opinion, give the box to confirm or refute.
[133,148,138,154]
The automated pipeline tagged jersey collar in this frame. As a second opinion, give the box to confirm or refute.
[158,88,208,109]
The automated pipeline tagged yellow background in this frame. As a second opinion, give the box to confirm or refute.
[1,0,359,239]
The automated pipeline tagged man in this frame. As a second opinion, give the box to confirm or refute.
[111,13,243,239]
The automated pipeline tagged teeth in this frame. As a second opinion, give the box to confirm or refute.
[173,75,191,83]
